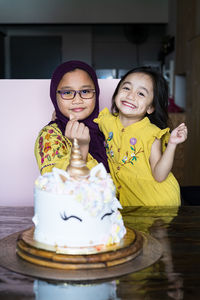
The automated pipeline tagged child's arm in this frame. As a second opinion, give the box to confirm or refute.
[35,123,97,175]
[34,125,72,174]
[149,123,187,182]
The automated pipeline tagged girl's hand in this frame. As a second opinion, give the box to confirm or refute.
[168,123,188,145]
[64,115,90,161]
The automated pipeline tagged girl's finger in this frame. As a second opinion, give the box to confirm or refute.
[76,122,85,136]
[70,121,79,138]
[65,119,77,137]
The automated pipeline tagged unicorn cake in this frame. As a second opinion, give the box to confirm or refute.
[32,139,126,249]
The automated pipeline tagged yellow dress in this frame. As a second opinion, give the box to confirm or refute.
[94,108,181,206]
[35,123,98,174]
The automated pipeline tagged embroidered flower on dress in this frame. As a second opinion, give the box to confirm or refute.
[110,150,114,157]
[121,138,143,166]
[131,152,136,157]
[105,132,114,157]
[44,154,51,161]
[44,142,51,153]
[39,136,43,145]
[45,133,50,140]
[122,156,128,163]
[108,132,113,140]
[38,126,66,164]
[130,137,137,145]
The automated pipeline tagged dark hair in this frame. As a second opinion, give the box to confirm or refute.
[111,66,169,129]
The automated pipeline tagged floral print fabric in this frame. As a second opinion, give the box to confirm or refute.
[35,123,97,174]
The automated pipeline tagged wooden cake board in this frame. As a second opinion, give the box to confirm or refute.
[0,227,163,282]
[16,227,142,269]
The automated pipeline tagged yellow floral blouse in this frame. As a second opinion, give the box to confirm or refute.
[94,108,181,206]
[35,123,98,175]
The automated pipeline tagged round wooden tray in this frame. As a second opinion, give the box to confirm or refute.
[0,229,163,282]
[18,226,137,254]
[16,227,143,269]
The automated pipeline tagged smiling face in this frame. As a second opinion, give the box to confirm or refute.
[115,72,155,126]
[56,69,96,120]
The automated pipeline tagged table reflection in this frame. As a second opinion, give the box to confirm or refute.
[33,279,120,300]
[1,206,199,300]
[149,219,183,300]
[121,207,184,300]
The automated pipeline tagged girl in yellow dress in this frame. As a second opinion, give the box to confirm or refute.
[95,67,187,206]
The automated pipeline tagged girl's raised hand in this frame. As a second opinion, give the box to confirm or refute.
[64,114,90,146]
[169,123,188,145]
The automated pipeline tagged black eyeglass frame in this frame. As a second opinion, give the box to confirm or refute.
[57,89,96,100]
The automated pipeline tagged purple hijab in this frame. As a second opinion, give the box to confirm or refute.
[49,60,109,172]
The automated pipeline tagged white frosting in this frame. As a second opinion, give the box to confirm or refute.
[33,280,120,300]
[32,164,126,247]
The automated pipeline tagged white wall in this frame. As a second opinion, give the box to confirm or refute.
[0,0,168,24]
[0,79,119,206]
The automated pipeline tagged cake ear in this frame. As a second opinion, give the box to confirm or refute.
[90,163,107,179]
[59,174,67,183]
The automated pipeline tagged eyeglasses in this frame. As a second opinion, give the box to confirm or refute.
[57,89,96,100]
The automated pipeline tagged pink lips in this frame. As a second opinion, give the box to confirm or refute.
[121,101,136,109]
[71,107,85,112]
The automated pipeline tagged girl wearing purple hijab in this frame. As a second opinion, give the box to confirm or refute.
[35,60,109,174]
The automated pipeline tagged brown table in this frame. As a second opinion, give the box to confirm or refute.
[0,206,200,300]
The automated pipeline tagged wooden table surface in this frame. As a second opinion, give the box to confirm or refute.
[0,205,200,300]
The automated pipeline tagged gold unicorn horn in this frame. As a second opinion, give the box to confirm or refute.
[66,138,90,179]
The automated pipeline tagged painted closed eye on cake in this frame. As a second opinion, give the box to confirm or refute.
[59,209,114,222]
